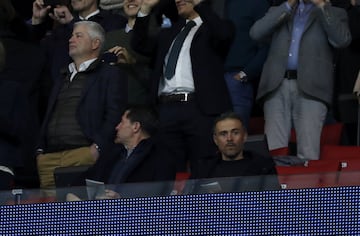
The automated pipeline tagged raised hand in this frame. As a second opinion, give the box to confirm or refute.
[48,5,74,25]
[309,0,329,7]
[192,0,204,6]
[140,0,160,15]
[32,0,52,25]
[108,46,136,64]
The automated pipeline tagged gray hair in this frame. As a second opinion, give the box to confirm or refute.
[73,21,105,50]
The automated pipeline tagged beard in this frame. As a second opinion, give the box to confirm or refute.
[223,152,240,160]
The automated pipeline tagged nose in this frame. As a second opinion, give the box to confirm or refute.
[115,123,121,130]
[226,133,233,141]
[69,35,74,43]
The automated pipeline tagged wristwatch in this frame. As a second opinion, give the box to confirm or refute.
[239,71,248,82]
[93,143,101,153]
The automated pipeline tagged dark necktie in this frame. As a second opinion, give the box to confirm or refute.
[164,20,196,80]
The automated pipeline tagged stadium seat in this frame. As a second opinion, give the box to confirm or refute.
[320,145,360,161]
[337,159,360,187]
[290,123,344,145]
[248,116,265,135]
[172,172,191,195]
[276,161,339,189]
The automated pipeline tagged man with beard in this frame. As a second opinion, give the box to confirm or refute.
[193,112,277,178]
[184,112,278,194]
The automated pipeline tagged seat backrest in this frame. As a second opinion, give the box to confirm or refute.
[306,160,342,171]
[248,117,265,135]
[337,159,360,186]
[172,172,191,195]
[54,165,92,188]
[244,134,271,158]
[290,123,344,145]
[320,145,360,161]
[339,159,360,172]
[276,162,340,189]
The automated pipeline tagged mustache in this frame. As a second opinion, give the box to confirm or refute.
[225,142,236,147]
[177,0,194,3]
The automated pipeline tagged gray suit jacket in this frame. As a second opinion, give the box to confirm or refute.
[250,2,351,105]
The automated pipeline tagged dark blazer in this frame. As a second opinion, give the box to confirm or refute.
[83,138,176,184]
[132,2,234,115]
[39,60,127,153]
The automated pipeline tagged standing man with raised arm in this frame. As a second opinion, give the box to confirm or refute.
[132,0,234,175]
[250,0,351,160]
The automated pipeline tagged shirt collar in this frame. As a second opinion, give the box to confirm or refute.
[79,9,100,20]
[187,16,202,26]
[68,58,97,74]
[125,23,132,33]
[299,0,313,6]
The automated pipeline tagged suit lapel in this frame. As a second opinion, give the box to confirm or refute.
[287,6,317,36]
[79,59,101,102]
[303,9,317,33]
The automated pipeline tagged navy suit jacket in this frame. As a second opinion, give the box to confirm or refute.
[132,2,234,115]
[39,60,127,153]
[82,138,176,184]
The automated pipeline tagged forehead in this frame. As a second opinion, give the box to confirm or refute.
[124,0,142,3]
[215,118,243,131]
[122,110,131,119]
[73,24,88,33]
[72,0,97,5]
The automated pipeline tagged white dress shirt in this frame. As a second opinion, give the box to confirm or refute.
[159,17,203,95]
[68,58,97,82]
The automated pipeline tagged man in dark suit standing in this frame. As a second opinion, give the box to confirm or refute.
[37,21,127,189]
[132,0,234,174]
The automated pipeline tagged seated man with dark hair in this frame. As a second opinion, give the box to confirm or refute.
[185,112,279,194]
[67,105,176,200]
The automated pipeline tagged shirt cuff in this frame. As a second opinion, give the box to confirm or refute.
[137,11,148,18]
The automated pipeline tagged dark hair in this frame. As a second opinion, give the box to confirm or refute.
[213,111,247,133]
[126,105,159,136]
